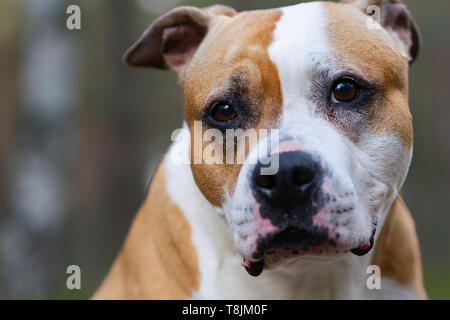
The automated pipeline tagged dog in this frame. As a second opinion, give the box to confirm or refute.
[94,0,426,299]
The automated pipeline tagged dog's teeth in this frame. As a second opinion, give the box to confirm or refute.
[242,258,264,277]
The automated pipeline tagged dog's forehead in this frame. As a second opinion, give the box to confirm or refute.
[186,1,409,106]
[208,2,407,71]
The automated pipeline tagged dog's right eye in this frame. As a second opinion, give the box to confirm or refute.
[210,102,238,123]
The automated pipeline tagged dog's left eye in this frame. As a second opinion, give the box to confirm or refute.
[210,102,238,123]
[332,80,359,103]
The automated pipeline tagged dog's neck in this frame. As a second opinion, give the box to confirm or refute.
[166,140,377,299]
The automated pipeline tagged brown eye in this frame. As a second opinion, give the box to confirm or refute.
[211,103,237,123]
[332,81,358,102]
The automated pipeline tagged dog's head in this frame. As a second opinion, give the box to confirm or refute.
[125,0,420,275]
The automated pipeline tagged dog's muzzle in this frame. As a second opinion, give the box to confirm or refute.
[241,151,375,277]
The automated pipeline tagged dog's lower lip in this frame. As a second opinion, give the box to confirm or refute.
[242,258,264,277]
[351,229,376,256]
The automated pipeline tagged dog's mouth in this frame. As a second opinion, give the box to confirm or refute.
[242,227,376,277]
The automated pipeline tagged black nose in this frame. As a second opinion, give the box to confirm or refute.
[252,151,321,211]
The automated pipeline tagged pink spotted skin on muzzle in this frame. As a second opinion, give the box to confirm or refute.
[232,186,279,261]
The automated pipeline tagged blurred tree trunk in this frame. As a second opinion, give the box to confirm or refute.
[0,1,21,210]
[0,0,23,298]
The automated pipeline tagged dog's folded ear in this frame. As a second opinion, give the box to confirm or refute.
[124,5,237,71]
[342,0,421,64]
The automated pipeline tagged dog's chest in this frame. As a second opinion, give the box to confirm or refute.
[192,253,370,300]
[164,144,380,299]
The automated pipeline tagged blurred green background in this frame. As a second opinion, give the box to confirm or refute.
[0,0,449,299]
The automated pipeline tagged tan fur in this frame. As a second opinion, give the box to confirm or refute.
[203,4,237,18]
[323,2,413,148]
[184,9,283,205]
[372,197,426,299]
[93,161,199,299]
